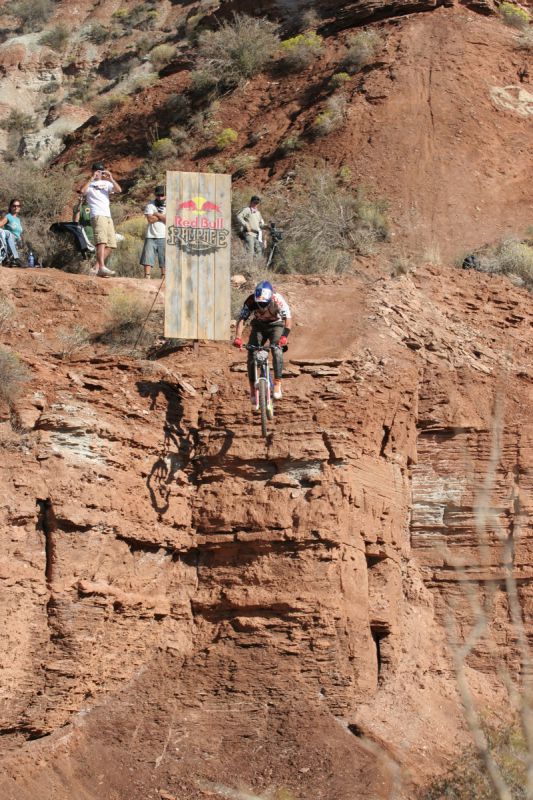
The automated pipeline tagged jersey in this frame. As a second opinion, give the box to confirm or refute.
[238,292,291,325]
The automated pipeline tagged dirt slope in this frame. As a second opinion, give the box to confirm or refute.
[0,263,532,799]
[54,6,533,262]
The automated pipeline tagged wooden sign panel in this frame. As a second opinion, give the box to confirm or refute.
[165,171,231,341]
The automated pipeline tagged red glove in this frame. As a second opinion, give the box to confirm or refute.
[233,337,243,349]
[278,336,288,347]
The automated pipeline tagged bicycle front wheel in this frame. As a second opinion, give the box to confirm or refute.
[258,379,268,438]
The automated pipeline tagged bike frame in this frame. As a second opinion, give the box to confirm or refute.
[247,345,274,410]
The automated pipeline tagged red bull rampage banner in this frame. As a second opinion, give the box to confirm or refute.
[168,195,229,256]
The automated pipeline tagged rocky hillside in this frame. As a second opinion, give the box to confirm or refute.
[0,262,532,799]
[0,0,532,260]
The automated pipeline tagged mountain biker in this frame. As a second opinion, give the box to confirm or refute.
[233,280,292,405]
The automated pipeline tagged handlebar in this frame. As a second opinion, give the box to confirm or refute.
[245,344,279,352]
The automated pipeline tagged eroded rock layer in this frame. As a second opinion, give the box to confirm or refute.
[0,266,532,799]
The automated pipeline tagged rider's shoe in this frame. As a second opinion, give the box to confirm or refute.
[273,381,282,400]
[250,392,259,413]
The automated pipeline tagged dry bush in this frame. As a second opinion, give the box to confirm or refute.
[195,14,280,90]
[93,93,127,115]
[84,23,111,44]
[274,165,389,272]
[40,25,70,52]
[11,0,53,31]
[342,30,381,73]
[420,722,527,799]
[278,134,303,154]
[0,110,37,135]
[227,153,257,178]
[165,94,191,124]
[312,94,347,137]
[150,137,177,160]
[330,71,351,90]
[57,325,91,360]
[1,160,73,220]
[0,295,15,332]
[488,239,533,287]
[101,290,162,354]
[108,234,144,278]
[516,31,533,51]
[149,43,175,69]
[104,290,148,344]
[0,347,29,407]
[280,32,323,70]
[499,2,530,30]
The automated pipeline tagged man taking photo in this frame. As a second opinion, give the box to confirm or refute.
[78,162,121,277]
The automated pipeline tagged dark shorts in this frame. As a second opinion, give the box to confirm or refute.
[140,237,165,267]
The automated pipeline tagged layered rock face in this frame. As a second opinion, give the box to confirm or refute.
[0,266,532,799]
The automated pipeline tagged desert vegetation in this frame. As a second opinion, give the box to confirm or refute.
[194,14,280,91]
[499,2,531,30]
[0,347,29,407]
[280,31,323,70]
[341,30,381,73]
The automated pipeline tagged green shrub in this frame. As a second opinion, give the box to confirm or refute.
[150,138,177,160]
[196,14,280,90]
[0,348,29,407]
[215,127,238,151]
[40,25,70,52]
[499,2,530,30]
[42,80,60,95]
[278,134,303,154]
[342,30,381,73]
[11,0,53,32]
[280,32,323,70]
[149,43,175,69]
[330,71,351,90]
[312,95,347,137]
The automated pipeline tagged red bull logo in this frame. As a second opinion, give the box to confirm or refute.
[175,196,224,229]
[169,195,229,255]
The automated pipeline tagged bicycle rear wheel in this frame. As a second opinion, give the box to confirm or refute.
[258,379,268,438]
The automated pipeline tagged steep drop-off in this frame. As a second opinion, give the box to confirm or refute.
[0,264,532,799]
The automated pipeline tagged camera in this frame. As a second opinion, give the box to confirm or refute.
[269,221,283,242]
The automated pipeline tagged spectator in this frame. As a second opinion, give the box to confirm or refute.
[78,161,122,277]
[0,199,23,266]
[237,195,265,257]
[140,185,166,280]
[72,192,94,246]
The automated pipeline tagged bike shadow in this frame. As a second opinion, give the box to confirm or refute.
[136,379,194,518]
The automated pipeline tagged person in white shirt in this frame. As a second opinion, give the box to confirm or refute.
[140,185,166,279]
[78,161,122,277]
[236,195,265,257]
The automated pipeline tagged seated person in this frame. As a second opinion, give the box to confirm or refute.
[0,199,23,266]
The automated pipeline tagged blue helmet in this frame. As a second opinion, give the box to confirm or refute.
[254,280,273,307]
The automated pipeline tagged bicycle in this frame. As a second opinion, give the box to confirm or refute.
[246,344,276,438]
